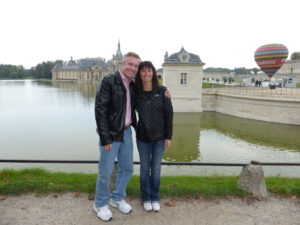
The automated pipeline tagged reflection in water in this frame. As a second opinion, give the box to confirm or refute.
[200,112,300,152]
[50,80,98,100]
[164,112,300,162]
[1,80,300,176]
[36,80,99,109]
[164,113,202,162]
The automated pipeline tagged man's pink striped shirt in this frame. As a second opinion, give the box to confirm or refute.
[119,70,132,127]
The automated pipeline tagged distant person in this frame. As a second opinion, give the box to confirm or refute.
[134,61,173,212]
[94,52,141,221]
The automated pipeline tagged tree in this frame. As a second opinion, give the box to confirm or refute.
[233,67,252,75]
[252,67,260,75]
[203,67,231,73]
[34,61,56,79]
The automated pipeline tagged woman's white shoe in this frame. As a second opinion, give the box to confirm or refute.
[143,202,153,211]
[152,202,160,212]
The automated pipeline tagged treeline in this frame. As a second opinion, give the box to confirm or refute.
[204,67,260,75]
[0,60,62,80]
[0,65,34,79]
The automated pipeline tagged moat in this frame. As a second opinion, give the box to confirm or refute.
[1,80,300,176]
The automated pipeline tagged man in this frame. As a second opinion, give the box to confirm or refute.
[94,52,141,221]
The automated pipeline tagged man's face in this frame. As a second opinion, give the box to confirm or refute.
[120,56,140,79]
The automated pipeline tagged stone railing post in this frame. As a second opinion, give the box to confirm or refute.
[238,161,268,198]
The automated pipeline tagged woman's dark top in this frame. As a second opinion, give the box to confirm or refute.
[135,86,173,142]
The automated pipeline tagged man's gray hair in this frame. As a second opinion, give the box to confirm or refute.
[122,52,141,64]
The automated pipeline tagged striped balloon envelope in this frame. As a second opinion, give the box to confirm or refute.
[254,44,288,78]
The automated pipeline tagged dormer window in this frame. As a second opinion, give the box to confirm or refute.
[179,53,190,63]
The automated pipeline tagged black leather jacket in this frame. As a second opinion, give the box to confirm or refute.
[95,71,136,146]
[135,86,173,142]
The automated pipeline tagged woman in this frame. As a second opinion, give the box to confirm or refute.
[135,61,173,212]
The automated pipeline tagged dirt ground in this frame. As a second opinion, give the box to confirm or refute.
[1,193,300,225]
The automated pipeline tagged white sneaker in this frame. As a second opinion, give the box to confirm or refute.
[110,199,132,214]
[152,202,160,212]
[93,203,113,221]
[143,202,153,211]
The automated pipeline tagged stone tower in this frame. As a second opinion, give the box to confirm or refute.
[162,47,205,112]
[112,40,123,69]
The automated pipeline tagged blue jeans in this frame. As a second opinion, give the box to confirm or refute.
[137,139,165,202]
[95,128,133,207]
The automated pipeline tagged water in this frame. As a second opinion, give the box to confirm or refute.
[0,80,300,177]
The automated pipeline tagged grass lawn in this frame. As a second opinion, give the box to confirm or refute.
[0,168,299,198]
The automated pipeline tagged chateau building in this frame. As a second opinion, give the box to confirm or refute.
[163,47,205,112]
[52,42,123,81]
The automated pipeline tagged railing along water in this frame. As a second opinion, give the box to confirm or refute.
[0,159,300,167]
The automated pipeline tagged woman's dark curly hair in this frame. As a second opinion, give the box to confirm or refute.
[135,61,160,93]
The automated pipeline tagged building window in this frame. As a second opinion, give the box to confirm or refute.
[180,73,187,85]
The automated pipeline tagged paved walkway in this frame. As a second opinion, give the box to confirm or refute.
[1,193,300,225]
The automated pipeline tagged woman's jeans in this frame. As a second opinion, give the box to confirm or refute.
[95,128,133,207]
[137,139,165,202]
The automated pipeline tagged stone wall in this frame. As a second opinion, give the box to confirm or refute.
[170,98,203,112]
[202,91,300,125]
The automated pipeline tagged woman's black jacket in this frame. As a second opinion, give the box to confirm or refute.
[135,86,173,142]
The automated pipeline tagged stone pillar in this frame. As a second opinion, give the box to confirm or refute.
[238,164,268,198]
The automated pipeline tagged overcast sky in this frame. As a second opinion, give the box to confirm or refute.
[1,0,299,69]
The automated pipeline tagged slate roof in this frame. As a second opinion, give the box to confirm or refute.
[165,47,203,64]
[52,58,107,71]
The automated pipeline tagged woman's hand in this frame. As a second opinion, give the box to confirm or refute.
[164,89,171,98]
[164,139,172,149]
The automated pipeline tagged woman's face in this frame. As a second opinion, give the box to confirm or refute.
[140,66,153,83]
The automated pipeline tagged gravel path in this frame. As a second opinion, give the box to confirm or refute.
[1,193,300,225]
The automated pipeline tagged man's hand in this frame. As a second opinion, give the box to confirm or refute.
[164,139,172,149]
[104,144,112,150]
[164,89,171,98]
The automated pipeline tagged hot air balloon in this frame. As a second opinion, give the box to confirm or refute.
[254,43,288,78]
